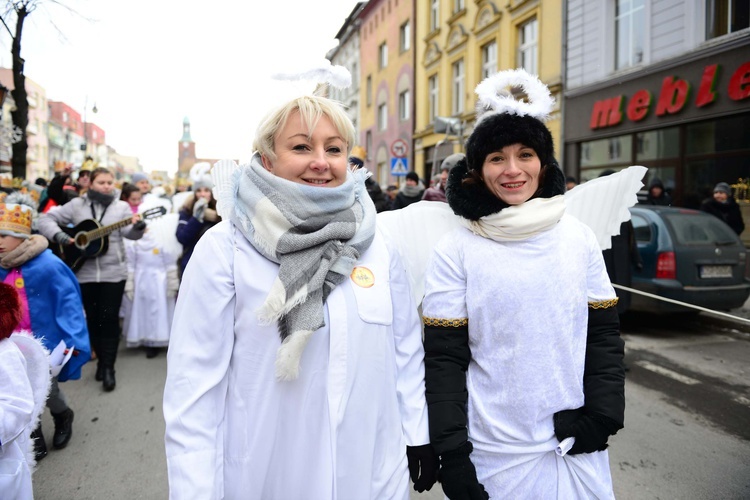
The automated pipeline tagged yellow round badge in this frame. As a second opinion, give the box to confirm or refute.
[15,277,24,289]
[152,248,160,254]
[350,267,375,288]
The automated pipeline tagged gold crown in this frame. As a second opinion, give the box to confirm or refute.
[54,160,71,173]
[351,145,366,160]
[0,203,32,236]
[80,159,98,171]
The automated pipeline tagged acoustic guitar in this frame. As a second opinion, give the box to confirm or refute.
[56,206,167,272]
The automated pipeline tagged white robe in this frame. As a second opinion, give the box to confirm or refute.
[123,231,176,348]
[0,335,49,500]
[163,221,429,500]
[422,214,617,499]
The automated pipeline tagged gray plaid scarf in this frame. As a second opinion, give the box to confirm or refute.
[230,153,376,380]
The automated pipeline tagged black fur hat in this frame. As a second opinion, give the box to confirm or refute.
[465,113,555,173]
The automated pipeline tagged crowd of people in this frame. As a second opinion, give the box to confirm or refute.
[0,64,746,500]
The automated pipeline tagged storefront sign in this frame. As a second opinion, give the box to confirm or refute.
[590,61,750,130]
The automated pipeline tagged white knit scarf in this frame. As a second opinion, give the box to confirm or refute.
[459,195,566,242]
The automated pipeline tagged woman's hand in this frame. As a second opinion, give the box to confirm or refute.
[131,214,147,231]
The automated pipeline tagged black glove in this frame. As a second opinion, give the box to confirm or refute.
[406,444,438,492]
[554,408,618,455]
[439,442,489,500]
[132,220,147,231]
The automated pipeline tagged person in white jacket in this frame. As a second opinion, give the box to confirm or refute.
[163,88,437,499]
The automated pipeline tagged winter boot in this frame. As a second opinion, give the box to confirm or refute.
[95,362,104,381]
[30,424,47,461]
[103,367,116,392]
[52,408,74,449]
[145,347,159,358]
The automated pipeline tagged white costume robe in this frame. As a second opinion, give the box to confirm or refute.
[423,214,617,499]
[163,221,429,500]
[123,231,176,348]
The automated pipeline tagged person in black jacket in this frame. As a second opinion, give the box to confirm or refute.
[421,69,624,499]
[393,171,425,209]
[700,182,745,236]
[645,177,672,206]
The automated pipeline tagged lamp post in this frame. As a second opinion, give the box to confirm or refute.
[431,116,464,180]
[81,96,98,160]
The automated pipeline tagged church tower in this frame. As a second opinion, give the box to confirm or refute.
[178,116,196,176]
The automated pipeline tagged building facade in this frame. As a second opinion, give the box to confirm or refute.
[328,2,366,147]
[414,0,563,182]
[563,0,750,209]
[358,0,416,187]
[0,69,50,180]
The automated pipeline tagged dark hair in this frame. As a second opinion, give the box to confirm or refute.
[35,177,48,187]
[89,167,114,183]
[120,183,140,201]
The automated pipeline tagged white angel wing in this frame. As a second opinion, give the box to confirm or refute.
[144,212,182,260]
[170,191,192,214]
[564,165,648,250]
[211,159,240,219]
[377,201,462,304]
[10,333,51,435]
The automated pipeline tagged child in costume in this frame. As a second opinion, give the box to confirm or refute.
[0,282,51,499]
[0,195,91,459]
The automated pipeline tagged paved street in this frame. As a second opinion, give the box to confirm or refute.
[32,308,750,499]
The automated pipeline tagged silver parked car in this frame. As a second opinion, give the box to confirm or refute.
[629,206,750,313]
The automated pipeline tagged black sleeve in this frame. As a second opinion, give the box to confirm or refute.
[584,305,626,430]
[423,323,471,455]
[46,173,68,205]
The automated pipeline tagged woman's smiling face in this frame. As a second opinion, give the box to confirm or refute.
[481,143,541,205]
[261,111,348,188]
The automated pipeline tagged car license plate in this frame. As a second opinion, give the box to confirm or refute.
[699,265,732,278]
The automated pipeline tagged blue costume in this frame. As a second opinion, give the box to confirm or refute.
[0,250,91,381]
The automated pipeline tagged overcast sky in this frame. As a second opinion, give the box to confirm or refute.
[0,0,361,173]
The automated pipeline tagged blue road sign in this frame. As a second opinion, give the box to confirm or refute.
[391,157,409,176]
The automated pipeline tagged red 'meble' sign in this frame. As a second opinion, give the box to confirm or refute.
[590,61,750,129]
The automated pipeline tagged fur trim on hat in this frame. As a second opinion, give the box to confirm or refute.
[446,156,565,221]
[465,113,555,173]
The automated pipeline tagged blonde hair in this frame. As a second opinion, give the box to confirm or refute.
[252,94,355,161]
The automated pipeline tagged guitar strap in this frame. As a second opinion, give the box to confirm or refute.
[91,202,109,223]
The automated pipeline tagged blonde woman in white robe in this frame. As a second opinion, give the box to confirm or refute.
[163,85,436,499]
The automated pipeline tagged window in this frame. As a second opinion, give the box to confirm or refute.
[62,111,68,123]
[707,0,750,39]
[428,74,439,122]
[379,42,388,69]
[399,90,410,121]
[366,76,372,106]
[481,41,497,79]
[615,0,645,70]
[430,0,440,31]
[631,214,652,242]
[400,21,410,52]
[517,18,538,75]
[452,59,465,115]
[378,103,388,131]
[453,0,464,13]
[366,131,373,160]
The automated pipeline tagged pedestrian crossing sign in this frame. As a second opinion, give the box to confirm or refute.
[391,157,409,176]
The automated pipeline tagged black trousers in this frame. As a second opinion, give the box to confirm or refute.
[80,281,126,369]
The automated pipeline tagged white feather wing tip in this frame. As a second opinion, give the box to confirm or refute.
[272,62,352,89]
[564,165,648,251]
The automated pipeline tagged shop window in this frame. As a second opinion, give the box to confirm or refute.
[580,135,633,168]
[706,0,750,39]
[615,0,645,70]
[636,127,679,160]
[686,114,750,155]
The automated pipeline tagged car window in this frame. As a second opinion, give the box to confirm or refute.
[663,213,738,245]
[631,214,652,242]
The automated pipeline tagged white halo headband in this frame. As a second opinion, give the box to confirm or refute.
[474,68,555,124]
[271,60,352,90]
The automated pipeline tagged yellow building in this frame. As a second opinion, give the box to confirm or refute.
[414,0,562,181]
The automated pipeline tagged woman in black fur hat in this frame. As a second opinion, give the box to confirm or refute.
[422,69,625,499]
